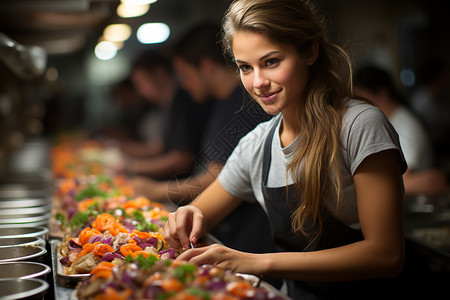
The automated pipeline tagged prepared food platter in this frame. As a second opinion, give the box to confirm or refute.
[49,136,291,299]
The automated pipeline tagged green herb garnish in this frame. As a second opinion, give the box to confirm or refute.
[75,184,107,201]
[174,264,197,283]
[185,287,210,300]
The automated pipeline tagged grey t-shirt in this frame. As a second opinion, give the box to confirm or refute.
[218,99,407,225]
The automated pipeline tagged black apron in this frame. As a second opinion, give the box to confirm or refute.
[261,118,400,299]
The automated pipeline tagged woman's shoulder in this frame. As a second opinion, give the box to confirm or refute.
[344,99,386,125]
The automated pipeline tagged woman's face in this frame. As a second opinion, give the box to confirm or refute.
[232,31,312,116]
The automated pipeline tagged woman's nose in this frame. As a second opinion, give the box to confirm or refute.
[253,69,269,89]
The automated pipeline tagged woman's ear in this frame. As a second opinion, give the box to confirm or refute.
[304,40,319,66]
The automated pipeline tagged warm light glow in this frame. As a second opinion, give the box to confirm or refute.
[46,67,59,81]
[136,22,170,44]
[121,0,158,5]
[117,3,150,18]
[94,41,117,60]
[103,24,132,42]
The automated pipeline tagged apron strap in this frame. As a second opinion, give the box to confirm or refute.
[262,116,282,186]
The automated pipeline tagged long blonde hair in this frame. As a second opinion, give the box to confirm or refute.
[222,0,353,238]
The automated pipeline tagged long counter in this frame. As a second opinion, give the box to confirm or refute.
[1,138,449,299]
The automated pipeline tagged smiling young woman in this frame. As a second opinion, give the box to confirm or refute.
[163,1,408,299]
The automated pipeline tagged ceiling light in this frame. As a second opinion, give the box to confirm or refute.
[94,41,117,60]
[117,3,149,18]
[136,22,170,44]
[103,24,132,42]
[121,0,158,5]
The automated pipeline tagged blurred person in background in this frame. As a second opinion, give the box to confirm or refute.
[131,23,280,275]
[96,77,161,143]
[410,59,450,165]
[354,65,447,197]
[120,49,211,180]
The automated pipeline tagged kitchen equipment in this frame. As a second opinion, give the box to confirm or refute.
[0,262,51,280]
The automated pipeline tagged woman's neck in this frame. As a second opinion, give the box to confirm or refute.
[280,109,300,148]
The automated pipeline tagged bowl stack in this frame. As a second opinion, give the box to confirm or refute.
[0,138,52,299]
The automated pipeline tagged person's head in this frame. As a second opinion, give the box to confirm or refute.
[222,0,352,116]
[353,65,405,107]
[221,0,354,239]
[130,49,174,105]
[173,22,230,102]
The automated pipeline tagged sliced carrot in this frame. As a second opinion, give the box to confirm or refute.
[120,244,143,257]
[93,244,115,257]
[94,287,132,300]
[82,242,101,252]
[91,261,115,274]
[79,227,102,245]
[73,249,88,262]
[161,278,184,293]
[92,269,113,280]
[167,293,203,300]
[225,281,252,298]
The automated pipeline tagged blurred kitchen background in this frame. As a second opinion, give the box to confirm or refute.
[1,0,449,159]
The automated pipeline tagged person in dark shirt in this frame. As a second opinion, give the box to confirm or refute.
[122,49,211,180]
[131,23,279,264]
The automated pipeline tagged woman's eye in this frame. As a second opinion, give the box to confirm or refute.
[238,64,251,72]
[265,58,279,66]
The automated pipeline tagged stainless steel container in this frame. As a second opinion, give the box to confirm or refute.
[0,278,49,300]
[0,237,45,248]
[0,212,50,226]
[0,226,49,240]
[0,198,51,209]
[0,206,52,216]
[0,245,47,263]
[0,262,51,280]
[0,184,51,199]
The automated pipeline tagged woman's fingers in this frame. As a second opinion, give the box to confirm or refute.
[175,207,191,249]
[163,206,204,249]
[163,212,182,249]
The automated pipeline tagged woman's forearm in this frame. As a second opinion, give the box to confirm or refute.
[257,240,403,282]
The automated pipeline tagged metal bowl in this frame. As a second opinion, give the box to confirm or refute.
[0,198,51,209]
[0,237,45,248]
[0,183,51,199]
[0,246,47,263]
[0,262,51,280]
[0,226,49,240]
[0,206,52,216]
[0,212,50,226]
[0,278,49,300]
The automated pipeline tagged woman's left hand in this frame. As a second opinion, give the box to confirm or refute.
[176,244,265,276]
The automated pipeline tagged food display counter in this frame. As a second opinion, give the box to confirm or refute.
[0,137,290,300]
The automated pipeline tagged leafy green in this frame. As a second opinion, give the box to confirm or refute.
[68,204,100,230]
[55,212,65,225]
[185,287,210,300]
[132,210,158,232]
[135,253,158,270]
[174,263,197,283]
[75,184,107,201]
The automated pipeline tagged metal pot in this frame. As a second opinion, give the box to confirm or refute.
[0,226,49,240]
[0,278,49,300]
[0,237,45,248]
[0,262,51,280]
[0,245,47,263]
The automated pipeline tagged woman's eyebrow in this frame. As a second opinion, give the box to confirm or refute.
[235,51,281,64]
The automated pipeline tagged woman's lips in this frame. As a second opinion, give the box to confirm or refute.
[257,91,280,102]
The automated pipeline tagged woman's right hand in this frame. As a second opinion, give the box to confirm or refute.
[163,205,208,250]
